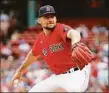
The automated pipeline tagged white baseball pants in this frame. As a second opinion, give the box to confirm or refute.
[29,64,91,92]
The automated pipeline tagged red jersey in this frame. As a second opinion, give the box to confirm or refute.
[32,23,77,74]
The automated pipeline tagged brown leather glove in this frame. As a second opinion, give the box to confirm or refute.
[72,42,94,69]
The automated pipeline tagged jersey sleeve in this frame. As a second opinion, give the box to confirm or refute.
[32,36,42,56]
[58,24,72,42]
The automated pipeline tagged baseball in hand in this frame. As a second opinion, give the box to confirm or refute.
[13,79,19,87]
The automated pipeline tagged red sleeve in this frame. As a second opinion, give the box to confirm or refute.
[58,24,72,42]
[32,36,42,56]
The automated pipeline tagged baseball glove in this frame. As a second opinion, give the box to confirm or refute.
[72,42,94,70]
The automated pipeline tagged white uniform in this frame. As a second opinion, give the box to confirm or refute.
[29,64,91,92]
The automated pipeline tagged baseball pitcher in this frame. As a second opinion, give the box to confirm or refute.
[11,5,94,92]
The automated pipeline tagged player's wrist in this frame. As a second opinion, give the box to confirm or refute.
[72,42,86,50]
[72,42,80,50]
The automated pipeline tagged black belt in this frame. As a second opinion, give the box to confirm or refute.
[63,67,79,74]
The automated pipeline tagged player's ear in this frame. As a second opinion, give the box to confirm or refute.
[37,18,41,24]
[56,17,57,22]
[55,17,57,23]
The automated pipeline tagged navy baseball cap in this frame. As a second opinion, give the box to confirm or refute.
[38,5,56,17]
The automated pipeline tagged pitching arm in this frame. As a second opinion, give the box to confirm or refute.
[66,29,81,45]
[67,29,94,69]
[11,49,43,86]
[17,49,42,72]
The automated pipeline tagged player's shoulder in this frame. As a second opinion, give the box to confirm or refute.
[57,23,72,28]
[56,23,72,32]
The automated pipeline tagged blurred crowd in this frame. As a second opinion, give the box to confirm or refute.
[0,13,109,92]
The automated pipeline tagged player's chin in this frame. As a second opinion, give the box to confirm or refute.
[47,25,55,30]
[44,24,56,30]
[48,24,55,28]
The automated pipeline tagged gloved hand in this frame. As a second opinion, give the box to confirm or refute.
[71,42,94,69]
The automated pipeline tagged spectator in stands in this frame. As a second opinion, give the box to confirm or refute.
[75,24,89,43]
[10,41,20,59]
[10,31,21,42]
[97,57,108,92]
[76,24,89,38]
[91,24,108,43]
[18,40,31,60]
[1,44,12,59]
[102,43,108,58]
[0,13,10,44]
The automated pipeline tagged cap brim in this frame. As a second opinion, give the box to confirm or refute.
[39,12,56,17]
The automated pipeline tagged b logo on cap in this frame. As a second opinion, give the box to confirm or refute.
[46,6,51,11]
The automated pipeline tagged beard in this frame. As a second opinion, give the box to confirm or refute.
[44,24,56,31]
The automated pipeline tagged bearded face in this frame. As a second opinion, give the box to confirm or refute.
[38,13,57,31]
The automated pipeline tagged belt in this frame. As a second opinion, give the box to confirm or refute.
[63,67,79,74]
